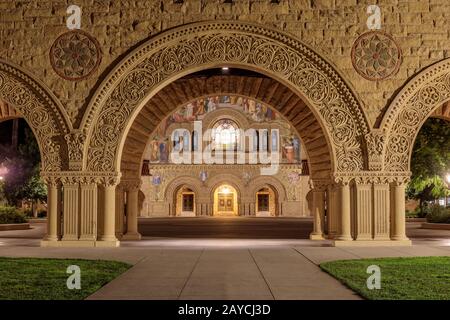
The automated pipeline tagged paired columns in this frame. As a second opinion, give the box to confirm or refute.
[41,173,121,247]
[330,175,411,246]
[309,174,411,246]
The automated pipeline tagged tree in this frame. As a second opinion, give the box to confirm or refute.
[0,123,45,210]
[407,118,450,213]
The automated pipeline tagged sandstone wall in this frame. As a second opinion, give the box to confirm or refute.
[1,0,449,127]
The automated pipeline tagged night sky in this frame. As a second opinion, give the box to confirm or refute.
[0,119,30,146]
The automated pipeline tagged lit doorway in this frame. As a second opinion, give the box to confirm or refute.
[214,185,238,216]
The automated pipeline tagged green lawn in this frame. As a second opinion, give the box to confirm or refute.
[0,257,131,300]
[320,256,450,300]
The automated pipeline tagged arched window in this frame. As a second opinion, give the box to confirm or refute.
[260,129,269,152]
[271,130,279,152]
[212,119,239,151]
[183,131,190,151]
[192,131,199,151]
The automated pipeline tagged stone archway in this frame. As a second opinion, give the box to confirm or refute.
[382,58,450,172]
[83,21,369,176]
[164,176,203,216]
[0,99,21,123]
[120,78,320,181]
[248,176,287,217]
[46,21,408,247]
[207,174,244,216]
[0,59,71,172]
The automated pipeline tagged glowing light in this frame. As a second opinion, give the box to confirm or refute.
[220,186,231,194]
[446,174,450,184]
[222,67,229,71]
[222,187,230,194]
[0,164,7,181]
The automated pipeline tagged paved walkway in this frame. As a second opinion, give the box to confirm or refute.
[0,218,449,300]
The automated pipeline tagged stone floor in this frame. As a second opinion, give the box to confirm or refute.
[0,217,449,300]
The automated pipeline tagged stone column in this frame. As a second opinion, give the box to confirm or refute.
[79,177,98,241]
[354,178,372,241]
[61,177,80,241]
[373,180,390,240]
[391,180,409,241]
[98,176,120,246]
[335,180,352,241]
[123,181,142,240]
[43,177,60,242]
[309,181,326,240]
[115,184,125,239]
[327,184,338,239]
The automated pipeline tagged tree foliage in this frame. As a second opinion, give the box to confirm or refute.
[407,118,450,207]
[0,125,44,206]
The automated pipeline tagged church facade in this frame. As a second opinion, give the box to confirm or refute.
[0,1,449,247]
[139,94,310,218]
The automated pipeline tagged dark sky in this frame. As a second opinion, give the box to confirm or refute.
[0,119,30,146]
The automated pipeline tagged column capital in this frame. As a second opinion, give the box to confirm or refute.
[309,179,329,191]
[41,175,60,186]
[332,171,411,185]
[121,179,142,191]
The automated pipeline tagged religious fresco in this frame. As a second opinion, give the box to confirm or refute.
[146,95,302,164]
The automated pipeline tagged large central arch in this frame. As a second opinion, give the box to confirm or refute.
[120,74,330,181]
[83,21,369,175]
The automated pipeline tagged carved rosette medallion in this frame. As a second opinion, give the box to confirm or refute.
[50,30,102,81]
[351,31,402,81]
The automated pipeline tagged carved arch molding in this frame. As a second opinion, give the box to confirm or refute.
[84,21,370,175]
[0,60,71,171]
[382,58,450,171]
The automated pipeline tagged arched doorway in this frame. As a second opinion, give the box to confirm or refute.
[255,186,278,217]
[214,184,238,216]
[175,186,196,217]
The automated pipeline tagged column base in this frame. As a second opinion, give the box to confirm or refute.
[43,235,59,242]
[309,233,325,240]
[41,240,120,247]
[332,239,412,247]
[334,235,353,241]
[122,232,142,241]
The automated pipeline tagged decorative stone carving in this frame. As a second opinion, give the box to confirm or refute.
[0,60,70,172]
[383,59,450,171]
[50,30,102,81]
[85,21,368,174]
[351,31,402,81]
[65,131,86,171]
[309,179,329,191]
[365,130,386,171]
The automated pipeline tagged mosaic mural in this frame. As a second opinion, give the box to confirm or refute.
[146,95,302,164]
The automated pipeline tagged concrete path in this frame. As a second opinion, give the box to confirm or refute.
[0,218,449,300]
[87,248,360,300]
